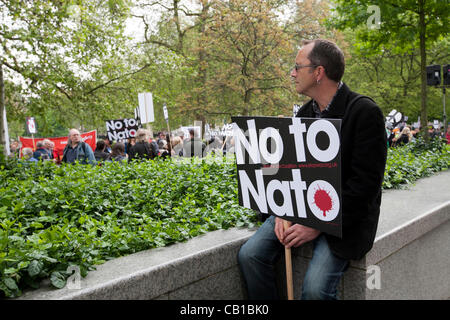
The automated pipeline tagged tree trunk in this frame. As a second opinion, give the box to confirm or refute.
[173,0,184,54]
[419,0,428,140]
[0,64,6,156]
[196,0,209,128]
[244,88,251,116]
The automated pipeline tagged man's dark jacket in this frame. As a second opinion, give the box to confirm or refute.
[128,141,157,161]
[295,83,387,260]
[33,148,48,160]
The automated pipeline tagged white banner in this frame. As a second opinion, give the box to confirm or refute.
[163,104,169,121]
[3,108,10,156]
[138,92,155,124]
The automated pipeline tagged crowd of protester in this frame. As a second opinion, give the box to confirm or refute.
[386,123,450,148]
[94,128,235,164]
[8,122,449,165]
[8,127,237,165]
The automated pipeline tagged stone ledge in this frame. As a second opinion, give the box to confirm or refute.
[365,200,449,267]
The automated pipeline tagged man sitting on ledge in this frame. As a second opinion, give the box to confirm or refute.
[237,39,387,300]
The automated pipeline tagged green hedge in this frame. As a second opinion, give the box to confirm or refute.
[0,139,449,298]
[383,138,450,189]
[0,156,258,298]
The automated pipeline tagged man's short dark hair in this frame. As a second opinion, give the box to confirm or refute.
[96,140,105,151]
[189,129,195,137]
[303,39,345,82]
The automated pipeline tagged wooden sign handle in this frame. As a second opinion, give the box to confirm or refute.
[283,220,294,300]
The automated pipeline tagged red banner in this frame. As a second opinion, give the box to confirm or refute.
[19,130,97,160]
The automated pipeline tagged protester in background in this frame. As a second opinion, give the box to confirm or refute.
[49,141,57,160]
[42,139,55,161]
[128,128,157,162]
[125,137,136,155]
[103,138,112,153]
[94,140,110,162]
[390,127,401,146]
[129,137,136,147]
[61,129,96,164]
[183,129,206,158]
[151,134,160,155]
[9,140,20,158]
[393,127,413,147]
[107,142,127,163]
[33,141,49,160]
[171,136,183,157]
[21,147,38,162]
[158,139,170,159]
[238,39,387,300]
[47,140,58,163]
[157,131,167,145]
[428,126,438,139]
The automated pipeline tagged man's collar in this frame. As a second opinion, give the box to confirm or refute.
[318,82,353,118]
[312,81,344,117]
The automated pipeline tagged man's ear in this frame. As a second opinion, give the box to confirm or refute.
[316,66,325,81]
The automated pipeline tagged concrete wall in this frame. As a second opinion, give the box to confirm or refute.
[17,170,450,300]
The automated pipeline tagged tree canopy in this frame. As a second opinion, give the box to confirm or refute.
[329,0,449,135]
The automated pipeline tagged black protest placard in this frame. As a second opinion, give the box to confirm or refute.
[232,116,342,238]
[106,118,141,142]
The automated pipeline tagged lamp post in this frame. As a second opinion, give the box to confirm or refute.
[443,86,447,134]
[426,64,449,135]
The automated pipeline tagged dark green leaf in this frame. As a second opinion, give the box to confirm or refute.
[28,260,44,277]
[50,271,66,289]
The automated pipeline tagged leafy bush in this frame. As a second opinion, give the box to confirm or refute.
[0,156,258,298]
[0,138,449,298]
[383,138,450,189]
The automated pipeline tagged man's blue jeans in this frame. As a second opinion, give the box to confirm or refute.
[238,216,349,300]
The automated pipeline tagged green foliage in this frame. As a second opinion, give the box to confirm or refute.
[0,156,258,298]
[341,31,450,123]
[329,0,450,132]
[383,138,450,189]
[1,0,132,137]
[329,0,449,52]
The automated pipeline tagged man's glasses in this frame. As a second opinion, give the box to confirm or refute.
[293,63,317,71]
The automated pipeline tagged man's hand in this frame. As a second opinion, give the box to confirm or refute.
[275,217,320,249]
[274,217,291,243]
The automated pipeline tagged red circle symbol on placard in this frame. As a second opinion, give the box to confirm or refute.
[314,187,333,217]
[306,180,339,222]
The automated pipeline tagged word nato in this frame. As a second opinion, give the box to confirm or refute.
[234,118,340,217]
